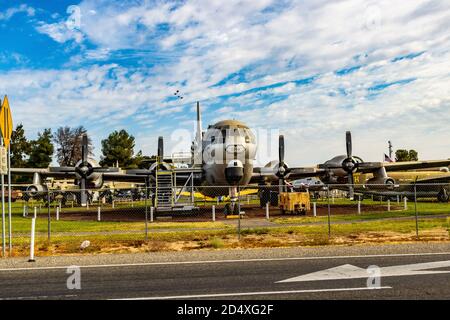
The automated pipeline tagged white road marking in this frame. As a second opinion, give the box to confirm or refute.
[0,294,77,300]
[278,260,450,283]
[111,286,392,300]
[1,251,450,272]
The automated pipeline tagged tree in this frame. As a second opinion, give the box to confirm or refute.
[54,126,93,166]
[408,149,418,161]
[28,128,54,168]
[100,130,135,167]
[130,150,153,169]
[10,123,31,168]
[395,149,419,162]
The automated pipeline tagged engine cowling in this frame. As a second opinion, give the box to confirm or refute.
[26,184,48,197]
[365,177,396,190]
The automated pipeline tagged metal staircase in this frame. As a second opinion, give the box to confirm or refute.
[153,157,201,213]
[155,170,174,208]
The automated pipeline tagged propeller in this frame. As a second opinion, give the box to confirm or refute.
[49,134,118,206]
[78,134,89,206]
[158,136,164,160]
[276,135,290,192]
[342,131,357,200]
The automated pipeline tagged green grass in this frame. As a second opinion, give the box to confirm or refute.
[2,199,450,256]
[272,200,450,225]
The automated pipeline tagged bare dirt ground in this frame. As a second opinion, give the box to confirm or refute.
[8,228,449,257]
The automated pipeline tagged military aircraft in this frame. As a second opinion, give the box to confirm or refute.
[10,135,120,206]
[303,132,450,202]
[106,104,450,210]
[10,103,450,210]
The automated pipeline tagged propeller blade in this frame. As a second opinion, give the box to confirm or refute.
[81,134,88,163]
[348,173,354,200]
[158,136,164,159]
[80,178,87,207]
[279,135,285,165]
[346,131,352,159]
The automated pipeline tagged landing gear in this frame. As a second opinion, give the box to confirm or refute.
[75,191,93,206]
[224,186,241,217]
[224,203,240,216]
[437,188,449,203]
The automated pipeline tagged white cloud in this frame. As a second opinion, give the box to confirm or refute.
[5,0,450,165]
[36,20,84,43]
[0,4,35,20]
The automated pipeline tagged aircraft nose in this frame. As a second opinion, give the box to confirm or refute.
[225,160,244,185]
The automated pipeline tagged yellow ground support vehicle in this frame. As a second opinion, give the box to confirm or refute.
[279,191,311,215]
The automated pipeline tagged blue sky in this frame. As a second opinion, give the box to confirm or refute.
[0,0,449,166]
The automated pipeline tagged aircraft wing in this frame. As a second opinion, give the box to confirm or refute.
[105,167,204,183]
[334,159,450,174]
[10,168,77,179]
[382,159,450,172]
[415,174,450,184]
[250,166,324,184]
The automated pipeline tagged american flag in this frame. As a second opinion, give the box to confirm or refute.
[384,154,394,162]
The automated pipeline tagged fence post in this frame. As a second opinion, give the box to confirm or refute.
[23,205,27,217]
[97,207,101,222]
[313,201,316,217]
[397,195,400,204]
[28,217,36,262]
[144,185,148,241]
[327,187,331,238]
[150,207,154,222]
[414,184,419,239]
[212,205,216,222]
[33,206,37,218]
[112,200,115,209]
[237,187,241,240]
[403,196,407,210]
[47,190,51,242]
[56,207,60,221]
[265,202,269,220]
[357,199,361,215]
[387,199,391,212]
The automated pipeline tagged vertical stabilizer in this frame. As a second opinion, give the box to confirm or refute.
[195,101,203,165]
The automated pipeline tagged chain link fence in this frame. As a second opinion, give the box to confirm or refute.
[1,183,450,257]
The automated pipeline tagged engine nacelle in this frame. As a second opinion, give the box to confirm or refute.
[26,184,48,197]
[77,173,103,189]
[261,160,290,183]
[365,177,396,190]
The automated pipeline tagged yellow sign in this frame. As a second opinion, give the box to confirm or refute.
[0,95,13,148]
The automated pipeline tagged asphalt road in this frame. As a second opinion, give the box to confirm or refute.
[1,247,450,299]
